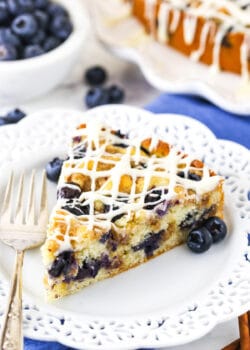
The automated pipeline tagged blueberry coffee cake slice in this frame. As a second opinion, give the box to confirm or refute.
[42,121,224,300]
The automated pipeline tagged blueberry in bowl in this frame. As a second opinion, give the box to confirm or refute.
[0,42,18,60]
[0,0,88,102]
[12,14,39,40]
[1,2,74,61]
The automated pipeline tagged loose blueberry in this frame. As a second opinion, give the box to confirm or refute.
[85,66,107,86]
[5,108,26,123]
[108,85,125,104]
[0,1,10,24]
[57,183,81,199]
[46,157,63,182]
[50,14,72,40]
[23,44,44,58]
[187,227,213,253]
[43,35,60,52]
[12,14,38,38]
[34,9,49,29]
[85,87,109,108]
[204,216,227,243]
[34,0,48,9]
[47,2,68,17]
[0,28,21,48]
[0,43,18,60]
[0,117,8,126]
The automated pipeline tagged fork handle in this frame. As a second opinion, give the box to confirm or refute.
[0,250,24,350]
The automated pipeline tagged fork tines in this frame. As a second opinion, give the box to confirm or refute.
[0,170,48,227]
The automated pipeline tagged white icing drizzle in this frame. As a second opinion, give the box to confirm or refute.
[170,9,181,33]
[183,14,198,45]
[191,21,212,61]
[240,33,250,81]
[49,120,222,255]
[211,25,229,74]
[157,3,171,43]
[142,0,250,79]
[144,0,157,33]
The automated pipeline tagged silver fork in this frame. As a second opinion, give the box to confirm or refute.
[0,171,48,350]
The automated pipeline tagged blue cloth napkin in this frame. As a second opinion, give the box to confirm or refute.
[25,93,250,350]
[146,94,250,149]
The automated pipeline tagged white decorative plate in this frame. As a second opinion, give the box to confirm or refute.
[90,0,250,116]
[0,105,249,350]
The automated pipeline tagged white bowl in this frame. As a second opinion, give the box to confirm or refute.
[0,0,89,104]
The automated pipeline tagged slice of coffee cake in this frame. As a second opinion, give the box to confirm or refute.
[42,121,224,300]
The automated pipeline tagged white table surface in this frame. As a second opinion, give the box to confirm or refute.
[6,32,240,350]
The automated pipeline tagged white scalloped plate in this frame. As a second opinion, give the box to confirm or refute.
[90,0,250,116]
[0,105,249,350]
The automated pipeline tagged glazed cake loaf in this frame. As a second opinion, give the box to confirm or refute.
[42,121,224,300]
[131,0,250,78]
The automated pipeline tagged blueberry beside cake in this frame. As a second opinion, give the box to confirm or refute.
[130,0,250,78]
[41,121,224,300]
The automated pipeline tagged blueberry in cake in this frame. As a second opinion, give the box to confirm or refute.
[130,0,250,78]
[42,121,224,300]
